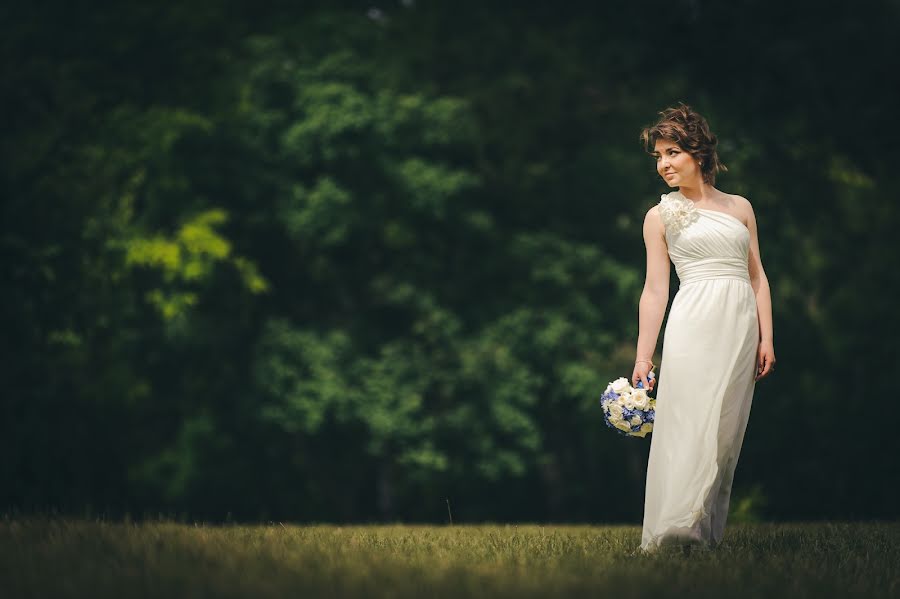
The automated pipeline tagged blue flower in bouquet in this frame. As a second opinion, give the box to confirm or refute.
[599,373,656,438]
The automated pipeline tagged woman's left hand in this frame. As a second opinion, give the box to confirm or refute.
[755,340,776,381]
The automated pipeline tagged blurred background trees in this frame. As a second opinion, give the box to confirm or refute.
[2,1,897,523]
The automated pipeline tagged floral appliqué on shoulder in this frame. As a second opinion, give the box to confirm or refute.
[657,191,699,235]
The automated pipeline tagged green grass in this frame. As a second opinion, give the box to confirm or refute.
[1,519,897,598]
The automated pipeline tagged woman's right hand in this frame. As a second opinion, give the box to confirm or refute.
[632,362,656,392]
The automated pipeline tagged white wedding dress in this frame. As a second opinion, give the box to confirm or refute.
[639,190,759,553]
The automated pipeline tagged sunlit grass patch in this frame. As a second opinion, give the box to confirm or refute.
[0,519,896,598]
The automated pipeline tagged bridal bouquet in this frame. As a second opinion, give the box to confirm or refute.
[600,374,656,438]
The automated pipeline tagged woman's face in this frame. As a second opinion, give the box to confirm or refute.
[653,139,701,187]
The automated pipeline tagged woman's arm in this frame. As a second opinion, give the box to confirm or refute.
[633,206,670,389]
[742,197,776,380]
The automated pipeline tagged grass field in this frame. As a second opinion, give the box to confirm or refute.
[1,519,897,598]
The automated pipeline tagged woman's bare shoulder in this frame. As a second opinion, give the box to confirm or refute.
[644,204,665,225]
[643,204,666,237]
[726,192,753,209]
[724,192,755,221]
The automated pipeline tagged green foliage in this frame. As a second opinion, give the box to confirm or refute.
[124,209,269,320]
[231,33,561,493]
[728,484,769,524]
[129,416,219,502]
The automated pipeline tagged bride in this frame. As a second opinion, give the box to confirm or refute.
[632,103,776,554]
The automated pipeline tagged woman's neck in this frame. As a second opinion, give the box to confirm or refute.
[677,183,716,203]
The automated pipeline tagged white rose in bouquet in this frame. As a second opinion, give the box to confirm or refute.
[614,419,633,433]
[631,388,651,411]
[610,377,630,394]
[607,402,624,421]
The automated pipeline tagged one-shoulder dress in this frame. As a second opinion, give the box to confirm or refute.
[639,190,759,553]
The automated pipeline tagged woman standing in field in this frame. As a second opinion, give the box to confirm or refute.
[633,103,776,553]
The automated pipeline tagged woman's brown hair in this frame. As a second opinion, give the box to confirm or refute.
[639,102,727,185]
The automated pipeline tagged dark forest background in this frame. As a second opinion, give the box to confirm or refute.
[3,0,898,524]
